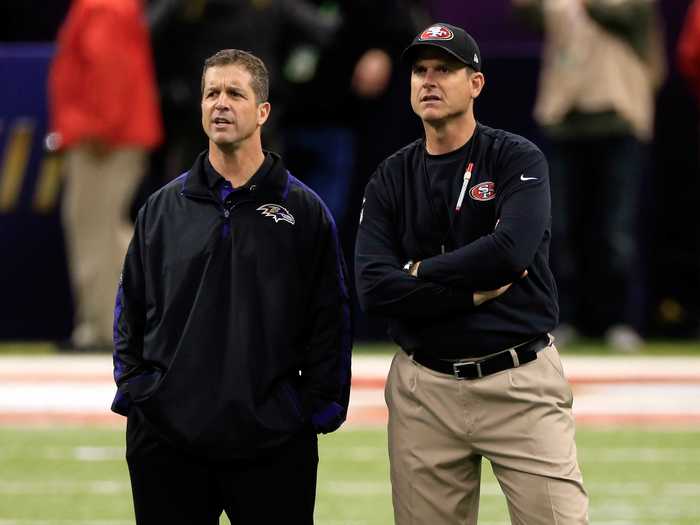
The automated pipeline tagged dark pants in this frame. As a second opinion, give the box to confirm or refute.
[547,133,646,331]
[126,409,318,525]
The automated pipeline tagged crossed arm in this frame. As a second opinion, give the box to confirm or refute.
[355,157,549,318]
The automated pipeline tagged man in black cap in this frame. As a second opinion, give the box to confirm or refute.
[355,23,589,524]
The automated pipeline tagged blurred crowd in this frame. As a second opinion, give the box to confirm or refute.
[1,0,699,350]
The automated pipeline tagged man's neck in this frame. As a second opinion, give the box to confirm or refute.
[424,114,477,155]
[208,140,265,187]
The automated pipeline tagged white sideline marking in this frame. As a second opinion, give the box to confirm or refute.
[2,355,700,424]
[593,500,700,519]
[0,447,124,462]
[320,480,700,499]
[322,481,391,495]
[322,446,386,462]
[0,384,114,412]
[581,447,700,462]
[316,522,366,525]
[0,480,128,494]
[65,447,123,462]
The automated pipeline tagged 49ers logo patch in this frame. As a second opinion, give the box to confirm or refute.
[470,182,496,201]
[419,25,454,41]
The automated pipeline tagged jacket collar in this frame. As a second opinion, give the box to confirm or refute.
[181,150,290,202]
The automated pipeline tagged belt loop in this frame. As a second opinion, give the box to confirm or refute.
[508,348,520,368]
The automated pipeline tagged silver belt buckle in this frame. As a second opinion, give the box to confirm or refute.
[453,360,482,379]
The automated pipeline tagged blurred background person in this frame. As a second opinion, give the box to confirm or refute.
[143,0,338,182]
[513,0,666,351]
[678,0,700,339]
[283,0,428,256]
[679,0,700,103]
[48,0,163,351]
[282,0,429,341]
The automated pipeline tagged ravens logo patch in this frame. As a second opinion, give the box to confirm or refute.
[257,204,295,225]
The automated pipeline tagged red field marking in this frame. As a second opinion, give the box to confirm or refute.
[350,376,700,389]
[2,374,700,387]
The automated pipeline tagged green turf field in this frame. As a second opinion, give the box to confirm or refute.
[0,426,698,524]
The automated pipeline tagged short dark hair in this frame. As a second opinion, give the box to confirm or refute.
[201,49,269,103]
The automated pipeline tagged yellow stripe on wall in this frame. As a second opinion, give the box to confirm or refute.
[0,119,34,212]
[33,154,63,213]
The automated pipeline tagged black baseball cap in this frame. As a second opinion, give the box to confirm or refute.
[401,23,482,72]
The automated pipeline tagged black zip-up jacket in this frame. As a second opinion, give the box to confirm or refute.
[355,124,558,358]
[111,151,352,459]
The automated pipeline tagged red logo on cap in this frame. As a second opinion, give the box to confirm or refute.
[419,25,454,41]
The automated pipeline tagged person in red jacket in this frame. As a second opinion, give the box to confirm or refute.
[679,0,700,103]
[48,0,163,351]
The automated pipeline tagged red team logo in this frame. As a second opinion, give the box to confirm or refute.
[419,25,454,41]
[470,182,496,201]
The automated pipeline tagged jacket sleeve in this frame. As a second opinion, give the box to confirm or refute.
[301,206,353,434]
[418,154,550,291]
[111,205,149,416]
[355,169,476,319]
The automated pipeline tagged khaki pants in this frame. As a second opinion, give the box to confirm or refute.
[62,145,145,347]
[386,345,589,525]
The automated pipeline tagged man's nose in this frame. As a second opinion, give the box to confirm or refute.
[214,94,230,110]
[422,70,438,86]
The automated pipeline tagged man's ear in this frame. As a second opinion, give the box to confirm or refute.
[258,101,271,126]
[470,72,485,99]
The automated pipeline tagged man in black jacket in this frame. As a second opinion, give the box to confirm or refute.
[355,24,588,524]
[112,49,352,525]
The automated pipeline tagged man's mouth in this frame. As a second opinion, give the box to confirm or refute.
[421,94,441,102]
[213,117,232,125]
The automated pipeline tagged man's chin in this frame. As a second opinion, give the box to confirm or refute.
[209,133,237,148]
[420,111,446,124]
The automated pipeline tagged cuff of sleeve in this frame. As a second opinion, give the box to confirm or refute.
[311,401,347,434]
[110,386,130,416]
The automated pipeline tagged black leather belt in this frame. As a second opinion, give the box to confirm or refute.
[411,334,551,380]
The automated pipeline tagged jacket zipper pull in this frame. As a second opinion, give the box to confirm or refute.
[455,162,473,213]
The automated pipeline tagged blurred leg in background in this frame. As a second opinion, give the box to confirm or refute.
[62,145,145,350]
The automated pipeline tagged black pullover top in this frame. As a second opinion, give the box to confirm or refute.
[112,151,352,458]
[355,123,558,358]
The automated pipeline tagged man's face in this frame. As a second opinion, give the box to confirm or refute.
[410,49,480,124]
[201,64,270,149]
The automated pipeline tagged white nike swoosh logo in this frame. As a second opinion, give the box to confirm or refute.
[520,174,537,181]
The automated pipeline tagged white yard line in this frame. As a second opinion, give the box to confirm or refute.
[0,480,128,494]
